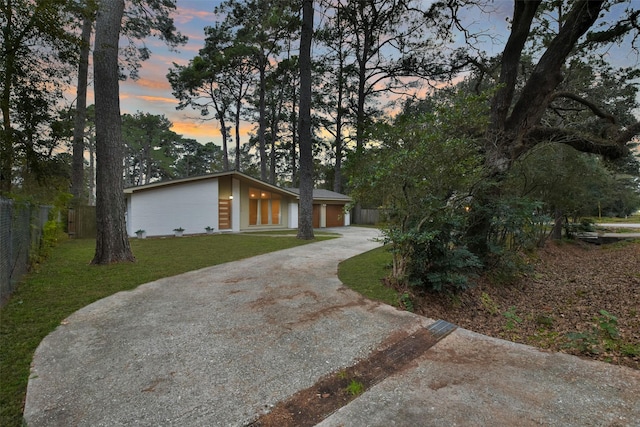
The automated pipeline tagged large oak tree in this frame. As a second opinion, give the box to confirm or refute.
[468,0,640,254]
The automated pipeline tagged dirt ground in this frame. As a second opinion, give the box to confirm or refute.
[412,239,640,371]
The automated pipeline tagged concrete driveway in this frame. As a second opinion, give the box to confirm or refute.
[24,227,640,426]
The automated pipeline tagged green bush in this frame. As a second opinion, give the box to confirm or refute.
[349,89,489,293]
[384,213,483,293]
[42,220,63,253]
[486,196,549,252]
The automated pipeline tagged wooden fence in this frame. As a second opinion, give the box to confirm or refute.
[68,205,96,239]
[352,207,385,225]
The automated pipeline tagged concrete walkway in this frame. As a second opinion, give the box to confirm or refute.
[579,223,640,243]
[24,227,640,426]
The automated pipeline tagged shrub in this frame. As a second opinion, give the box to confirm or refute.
[349,89,490,293]
[383,213,482,293]
[486,196,550,252]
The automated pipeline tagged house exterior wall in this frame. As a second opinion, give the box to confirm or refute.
[238,180,293,231]
[127,179,218,237]
[231,178,241,232]
[125,172,351,236]
[288,202,298,228]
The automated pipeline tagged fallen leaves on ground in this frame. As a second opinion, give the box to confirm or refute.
[412,240,640,370]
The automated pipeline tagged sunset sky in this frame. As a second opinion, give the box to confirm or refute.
[102,0,636,148]
[105,0,511,147]
[117,1,223,145]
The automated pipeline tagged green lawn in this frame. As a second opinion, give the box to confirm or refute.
[338,245,398,307]
[0,233,334,427]
[591,214,640,223]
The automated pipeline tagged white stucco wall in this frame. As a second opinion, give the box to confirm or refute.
[288,202,298,229]
[127,179,219,237]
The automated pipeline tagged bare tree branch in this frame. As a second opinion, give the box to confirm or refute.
[550,91,616,124]
[526,126,630,159]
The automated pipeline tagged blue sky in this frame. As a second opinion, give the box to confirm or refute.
[117,1,221,143]
[113,0,511,145]
[110,0,637,146]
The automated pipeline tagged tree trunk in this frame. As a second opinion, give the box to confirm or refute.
[354,1,372,154]
[290,82,298,186]
[1,2,15,194]
[332,5,345,194]
[88,133,95,205]
[489,0,541,134]
[505,0,604,154]
[552,208,563,240]
[71,15,93,203]
[469,0,606,257]
[269,86,284,185]
[355,46,367,154]
[258,58,268,181]
[333,67,345,193]
[212,96,230,171]
[220,115,229,171]
[92,0,135,265]
[234,98,241,171]
[297,0,314,240]
[269,136,276,184]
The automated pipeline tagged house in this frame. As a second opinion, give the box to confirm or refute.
[124,171,351,237]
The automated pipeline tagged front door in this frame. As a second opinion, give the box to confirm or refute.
[219,199,231,230]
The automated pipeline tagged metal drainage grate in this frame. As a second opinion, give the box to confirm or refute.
[427,319,457,341]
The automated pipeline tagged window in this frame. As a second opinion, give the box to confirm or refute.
[249,188,281,226]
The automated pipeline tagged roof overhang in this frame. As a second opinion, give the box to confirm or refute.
[124,171,299,198]
[286,188,352,203]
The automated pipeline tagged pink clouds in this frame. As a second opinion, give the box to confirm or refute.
[135,77,172,91]
[114,1,224,144]
[172,6,217,26]
[171,121,221,141]
[137,95,178,104]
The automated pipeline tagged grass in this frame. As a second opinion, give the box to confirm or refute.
[338,246,398,307]
[589,214,640,223]
[345,379,365,396]
[0,232,334,427]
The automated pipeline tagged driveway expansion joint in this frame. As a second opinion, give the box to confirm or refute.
[247,319,457,427]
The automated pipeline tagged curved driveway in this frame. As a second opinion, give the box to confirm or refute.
[25,227,640,426]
